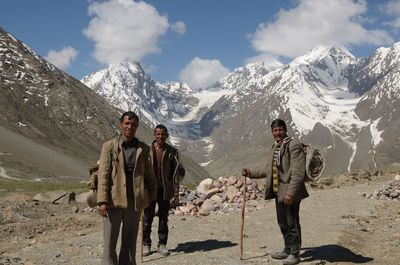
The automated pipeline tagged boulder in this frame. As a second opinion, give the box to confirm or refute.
[201,199,216,212]
[210,194,223,204]
[198,208,209,216]
[186,202,196,211]
[179,206,191,214]
[196,178,213,194]
[227,176,237,186]
[227,186,239,201]
[206,188,220,199]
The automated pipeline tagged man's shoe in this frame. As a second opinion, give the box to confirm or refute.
[143,245,151,256]
[157,244,170,256]
[282,254,300,265]
[271,250,290,260]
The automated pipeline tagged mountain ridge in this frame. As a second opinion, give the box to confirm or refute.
[82,43,400,177]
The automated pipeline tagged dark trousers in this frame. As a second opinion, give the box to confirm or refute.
[275,199,302,255]
[143,189,170,246]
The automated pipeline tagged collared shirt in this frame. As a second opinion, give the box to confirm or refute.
[153,144,165,188]
[120,136,138,199]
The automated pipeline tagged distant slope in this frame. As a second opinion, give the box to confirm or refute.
[0,27,209,183]
[0,125,88,180]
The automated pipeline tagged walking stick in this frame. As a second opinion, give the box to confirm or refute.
[240,175,247,260]
[141,210,144,263]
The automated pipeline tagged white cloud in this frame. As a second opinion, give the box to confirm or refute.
[83,0,169,64]
[45,46,78,70]
[171,21,186,35]
[380,0,400,29]
[381,0,400,15]
[179,57,230,91]
[249,0,393,58]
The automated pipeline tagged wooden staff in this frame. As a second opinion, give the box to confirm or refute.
[140,210,144,263]
[240,175,247,260]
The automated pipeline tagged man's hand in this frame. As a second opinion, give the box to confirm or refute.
[98,204,108,217]
[283,194,294,206]
[241,168,251,178]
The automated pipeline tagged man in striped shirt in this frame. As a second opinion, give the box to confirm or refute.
[242,119,308,265]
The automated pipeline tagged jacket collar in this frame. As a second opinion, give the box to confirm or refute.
[115,134,142,163]
[152,140,171,152]
[275,136,292,146]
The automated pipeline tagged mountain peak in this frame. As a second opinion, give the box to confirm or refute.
[109,60,144,75]
[293,45,354,65]
[246,58,283,72]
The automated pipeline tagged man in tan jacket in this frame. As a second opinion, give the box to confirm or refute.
[242,119,308,265]
[97,111,157,265]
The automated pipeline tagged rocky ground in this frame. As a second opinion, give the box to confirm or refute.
[1,169,400,265]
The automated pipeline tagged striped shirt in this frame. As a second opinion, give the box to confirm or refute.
[272,143,281,193]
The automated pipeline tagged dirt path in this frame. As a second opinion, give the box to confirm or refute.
[1,175,399,265]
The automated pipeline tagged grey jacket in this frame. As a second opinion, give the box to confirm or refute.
[251,139,309,202]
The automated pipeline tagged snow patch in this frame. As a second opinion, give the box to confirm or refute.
[169,135,181,147]
[172,89,234,122]
[200,160,213,167]
[370,118,383,147]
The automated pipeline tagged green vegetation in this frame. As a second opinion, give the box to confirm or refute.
[0,179,87,197]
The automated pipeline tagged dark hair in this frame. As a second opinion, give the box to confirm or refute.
[120,111,139,123]
[270,119,287,130]
[154,124,168,134]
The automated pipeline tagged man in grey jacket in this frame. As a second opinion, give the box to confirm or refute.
[143,124,185,257]
[242,119,308,265]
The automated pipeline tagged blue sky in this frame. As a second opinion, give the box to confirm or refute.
[1,0,399,89]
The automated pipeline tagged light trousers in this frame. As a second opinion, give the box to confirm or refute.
[101,200,139,265]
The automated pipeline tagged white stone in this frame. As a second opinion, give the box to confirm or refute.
[196,178,213,194]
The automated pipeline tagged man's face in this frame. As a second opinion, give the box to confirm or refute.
[119,116,138,140]
[154,128,168,145]
[272,125,287,143]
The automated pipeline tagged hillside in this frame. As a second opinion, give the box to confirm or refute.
[0,27,208,183]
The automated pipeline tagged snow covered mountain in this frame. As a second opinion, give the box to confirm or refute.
[82,45,400,177]
[201,45,400,176]
[0,27,209,183]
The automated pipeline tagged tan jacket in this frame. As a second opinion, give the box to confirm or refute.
[251,139,309,202]
[152,142,185,201]
[97,136,157,210]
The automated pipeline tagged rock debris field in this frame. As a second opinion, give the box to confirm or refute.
[1,170,400,265]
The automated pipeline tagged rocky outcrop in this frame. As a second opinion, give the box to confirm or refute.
[360,175,400,201]
[172,176,265,216]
